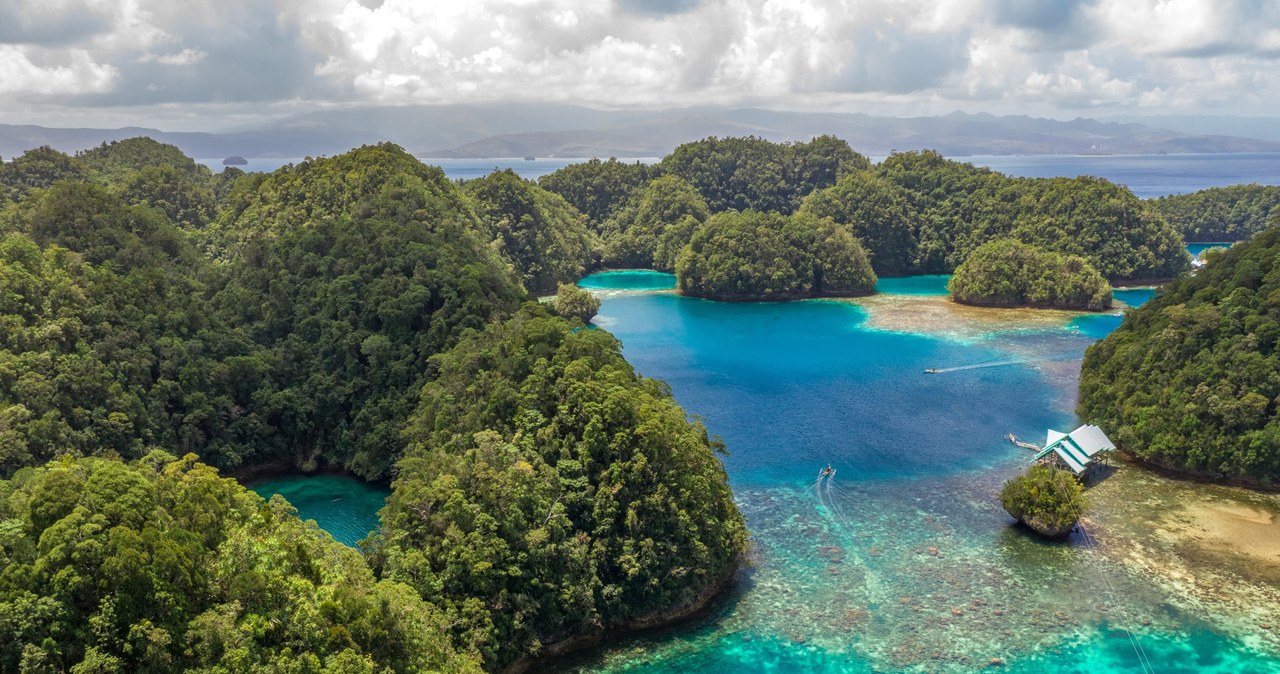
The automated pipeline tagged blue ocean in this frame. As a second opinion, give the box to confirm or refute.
[195,152,1280,198]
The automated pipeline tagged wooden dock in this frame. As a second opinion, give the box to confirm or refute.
[1005,434,1041,451]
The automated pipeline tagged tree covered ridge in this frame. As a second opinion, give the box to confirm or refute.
[0,452,482,674]
[538,144,1187,297]
[1079,228,1280,483]
[375,304,747,669]
[1149,183,1280,243]
[949,239,1112,311]
[868,151,1188,281]
[464,169,601,294]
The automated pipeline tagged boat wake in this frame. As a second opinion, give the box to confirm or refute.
[925,352,1076,374]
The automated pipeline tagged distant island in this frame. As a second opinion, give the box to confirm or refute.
[4,105,1280,160]
[222,155,248,165]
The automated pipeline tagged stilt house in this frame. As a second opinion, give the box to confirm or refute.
[1031,424,1115,477]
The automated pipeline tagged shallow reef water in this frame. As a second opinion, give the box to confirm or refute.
[247,474,389,548]
[556,272,1280,673]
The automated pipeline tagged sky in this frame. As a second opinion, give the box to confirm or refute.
[2,0,1278,131]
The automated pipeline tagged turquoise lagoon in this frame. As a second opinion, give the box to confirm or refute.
[874,275,952,296]
[248,474,389,548]
[579,269,677,291]
[561,272,1279,673]
[1187,242,1232,260]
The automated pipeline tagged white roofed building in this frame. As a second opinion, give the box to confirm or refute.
[1031,425,1115,477]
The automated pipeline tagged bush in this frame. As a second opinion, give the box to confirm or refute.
[1000,465,1087,537]
[555,282,601,323]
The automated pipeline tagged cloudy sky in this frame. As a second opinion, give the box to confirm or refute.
[2,0,1278,131]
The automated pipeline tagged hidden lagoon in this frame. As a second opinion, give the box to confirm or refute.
[256,265,1280,673]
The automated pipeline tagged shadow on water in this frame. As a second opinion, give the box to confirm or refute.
[538,564,760,674]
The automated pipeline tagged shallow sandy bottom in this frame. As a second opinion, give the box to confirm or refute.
[1175,502,1280,566]
[1085,465,1280,650]
[848,293,1100,342]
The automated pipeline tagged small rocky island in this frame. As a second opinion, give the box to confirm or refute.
[222,155,248,165]
[949,238,1112,311]
[1001,464,1088,537]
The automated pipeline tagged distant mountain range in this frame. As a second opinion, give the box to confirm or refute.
[4,104,1279,160]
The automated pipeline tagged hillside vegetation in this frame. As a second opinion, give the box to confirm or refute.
[676,210,876,300]
[540,144,1188,300]
[377,305,746,667]
[0,452,482,674]
[1149,184,1280,242]
[1080,228,1280,483]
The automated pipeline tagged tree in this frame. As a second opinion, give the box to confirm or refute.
[0,453,481,674]
[0,146,88,202]
[675,210,875,300]
[874,151,1189,280]
[378,304,746,671]
[538,158,660,229]
[800,171,921,276]
[1079,227,1280,484]
[1150,184,1280,242]
[662,136,870,214]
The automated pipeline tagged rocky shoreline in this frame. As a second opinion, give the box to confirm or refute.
[505,560,744,674]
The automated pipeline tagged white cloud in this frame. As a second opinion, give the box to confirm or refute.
[138,48,207,65]
[3,0,1280,122]
[0,45,116,94]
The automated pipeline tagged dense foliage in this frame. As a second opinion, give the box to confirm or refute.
[77,138,215,186]
[1000,465,1087,537]
[1150,184,1280,242]
[375,305,747,670]
[464,170,600,293]
[661,136,870,215]
[210,145,526,478]
[0,140,748,673]
[0,147,89,203]
[537,159,659,229]
[676,210,876,300]
[600,174,708,271]
[0,452,481,674]
[1079,228,1280,483]
[0,187,261,476]
[799,171,921,276]
[873,151,1189,280]
[949,239,1112,311]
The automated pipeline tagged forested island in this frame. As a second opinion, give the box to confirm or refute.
[949,239,1112,311]
[536,141,1188,305]
[1080,229,1280,484]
